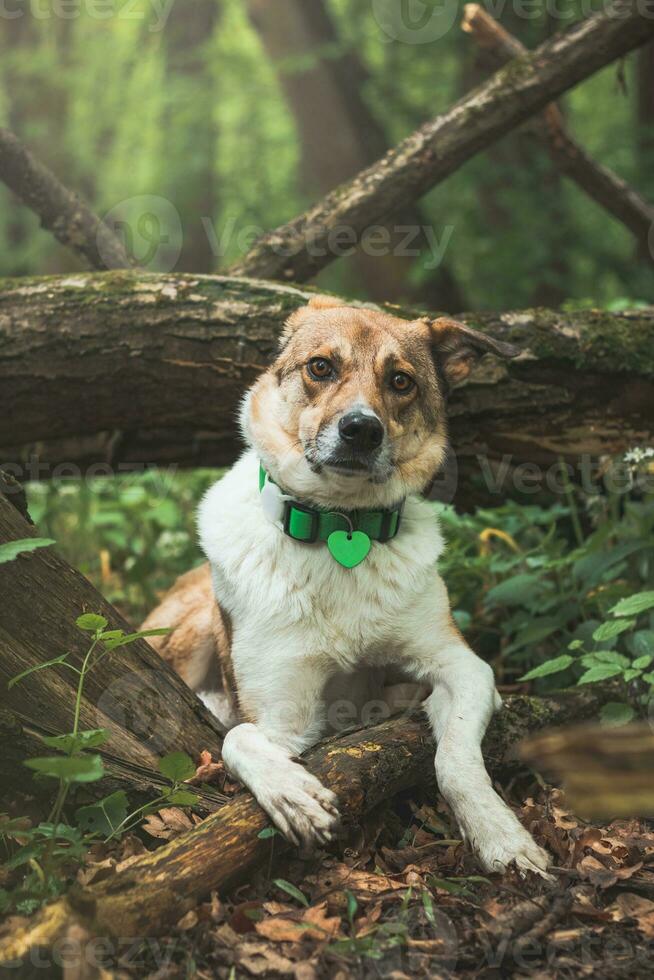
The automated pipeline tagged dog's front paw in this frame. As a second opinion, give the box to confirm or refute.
[257,758,341,855]
[464,800,551,878]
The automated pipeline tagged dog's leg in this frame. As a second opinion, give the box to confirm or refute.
[409,632,550,876]
[221,656,340,853]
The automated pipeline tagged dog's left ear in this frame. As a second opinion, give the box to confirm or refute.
[429,317,520,388]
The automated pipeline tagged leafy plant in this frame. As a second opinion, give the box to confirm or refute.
[1,612,199,912]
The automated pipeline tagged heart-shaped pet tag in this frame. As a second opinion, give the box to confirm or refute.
[327,530,371,568]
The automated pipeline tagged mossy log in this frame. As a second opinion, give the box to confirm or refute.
[0,273,652,500]
[0,489,224,805]
[0,691,604,966]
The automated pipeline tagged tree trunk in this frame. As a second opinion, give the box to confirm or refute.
[0,488,224,784]
[163,0,220,274]
[0,690,605,963]
[229,0,654,284]
[0,273,652,499]
[245,0,465,310]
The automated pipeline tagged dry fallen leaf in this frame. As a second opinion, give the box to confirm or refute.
[608,892,654,938]
[142,806,194,840]
[256,902,342,943]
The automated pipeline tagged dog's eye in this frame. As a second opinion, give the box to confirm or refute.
[390,371,415,393]
[307,357,334,380]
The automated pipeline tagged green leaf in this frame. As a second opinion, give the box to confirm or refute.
[76,613,108,632]
[165,789,199,806]
[518,655,574,682]
[158,751,196,783]
[421,889,436,925]
[627,631,654,659]
[345,889,358,924]
[642,672,654,686]
[8,654,71,689]
[577,664,624,685]
[485,573,548,608]
[102,627,171,651]
[633,655,653,670]
[609,591,654,618]
[600,703,636,727]
[584,650,630,668]
[75,791,129,836]
[623,668,642,682]
[592,619,636,643]
[257,826,281,840]
[0,537,55,564]
[41,729,109,754]
[25,754,104,783]
[568,639,584,651]
[273,878,309,907]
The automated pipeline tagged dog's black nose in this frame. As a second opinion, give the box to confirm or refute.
[338,411,384,451]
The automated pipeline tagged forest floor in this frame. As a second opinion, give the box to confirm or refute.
[30,753,653,979]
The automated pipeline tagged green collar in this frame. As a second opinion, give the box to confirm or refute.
[259,464,403,568]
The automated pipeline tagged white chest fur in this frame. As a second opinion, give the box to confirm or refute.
[197,451,446,672]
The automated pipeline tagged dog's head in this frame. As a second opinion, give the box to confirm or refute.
[242,296,519,508]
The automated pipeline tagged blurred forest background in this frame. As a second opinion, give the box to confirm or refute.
[2,0,653,697]
[2,0,654,309]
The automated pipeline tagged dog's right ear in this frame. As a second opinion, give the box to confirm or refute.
[277,294,346,352]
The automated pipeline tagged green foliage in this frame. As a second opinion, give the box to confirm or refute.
[0,538,54,563]
[28,470,217,621]
[2,1,653,306]
[1,611,200,913]
[439,483,654,722]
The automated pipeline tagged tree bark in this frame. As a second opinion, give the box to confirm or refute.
[461,4,654,264]
[0,272,652,495]
[229,0,654,284]
[0,690,605,962]
[0,489,224,781]
[0,128,131,271]
[245,0,465,310]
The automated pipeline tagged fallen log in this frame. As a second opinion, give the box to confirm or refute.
[520,721,654,819]
[0,486,224,794]
[229,0,654,283]
[0,690,605,965]
[461,4,654,261]
[1,273,653,496]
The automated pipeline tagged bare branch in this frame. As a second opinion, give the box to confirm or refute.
[0,127,131,270]
[462,3,654,264]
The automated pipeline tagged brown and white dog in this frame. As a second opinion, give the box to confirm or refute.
[143,296,550,874]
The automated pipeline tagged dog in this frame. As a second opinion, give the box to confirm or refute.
[143,295,550,875]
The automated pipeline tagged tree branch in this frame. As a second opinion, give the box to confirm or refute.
[0,273,652,493]
[461,4,654,262]
[0,127,132,271]
[229,0,654,282]
[0,690,606,963]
